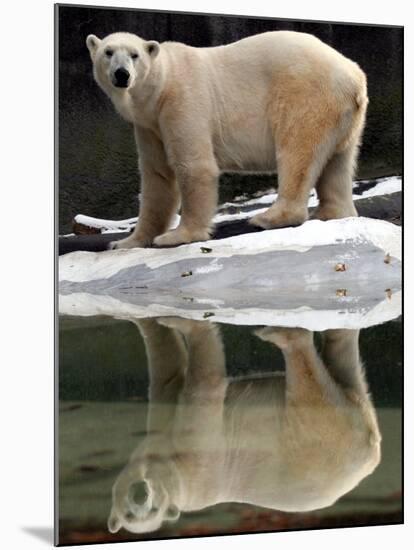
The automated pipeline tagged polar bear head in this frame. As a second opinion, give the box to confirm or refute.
[86,32,160,93]
[107,456,181,534]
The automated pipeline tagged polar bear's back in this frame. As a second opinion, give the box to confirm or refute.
[164,31,364,83]
[162,30,366,123]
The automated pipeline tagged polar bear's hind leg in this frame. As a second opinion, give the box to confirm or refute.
[312,144,359,221]
[250,123,337,230]
[312,94,367,221]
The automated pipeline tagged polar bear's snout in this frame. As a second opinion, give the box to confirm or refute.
[113,67,130,88]
[109,50,135,89]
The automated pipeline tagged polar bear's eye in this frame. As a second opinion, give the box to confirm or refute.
[105,49,113,57]
[131,53,139,60]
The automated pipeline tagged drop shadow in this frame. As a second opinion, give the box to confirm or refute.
[22,527,54,545]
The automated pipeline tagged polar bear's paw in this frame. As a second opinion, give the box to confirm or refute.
[249,204,308,230]
[153,227,211,247]
[311,203,358,221]
[255,327,312,350]
[158,316,215,334]
[109,234,152,250]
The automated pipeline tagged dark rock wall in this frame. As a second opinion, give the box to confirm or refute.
[57,5,403,233]
[60,316,402,407]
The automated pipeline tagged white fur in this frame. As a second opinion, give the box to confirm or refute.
[86,31,367,249]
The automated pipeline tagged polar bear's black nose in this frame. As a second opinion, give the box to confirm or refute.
[113,67,130,88]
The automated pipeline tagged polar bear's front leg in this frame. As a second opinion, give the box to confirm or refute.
[154,159,219,247]
[111,127,181,250]
[110,168,180,249]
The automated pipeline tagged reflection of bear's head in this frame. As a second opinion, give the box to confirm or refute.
[86,32,160,93]
[108,451,181,534]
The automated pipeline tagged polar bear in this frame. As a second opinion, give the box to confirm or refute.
[86,31,368,249]
[107,318,380,534]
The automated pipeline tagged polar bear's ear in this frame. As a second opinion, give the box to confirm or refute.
[145,40,160,59]
[165,503,180,521]
[107,511,121,533]
[86,34,101,60]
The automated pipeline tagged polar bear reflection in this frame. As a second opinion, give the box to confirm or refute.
[108,319,381,534]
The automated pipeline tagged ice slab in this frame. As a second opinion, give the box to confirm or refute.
[59,218,401,330]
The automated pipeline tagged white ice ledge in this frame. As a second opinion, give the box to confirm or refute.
[59,217,401,283]
[59,291,401,331]
[59,218,401,330]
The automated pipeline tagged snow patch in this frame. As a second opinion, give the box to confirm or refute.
[72,213,180,235]
[194,258,224,274]
[64,176,401,236]
[59,217,401,283]
[214,176,402,223]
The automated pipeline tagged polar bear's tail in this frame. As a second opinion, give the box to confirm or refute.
[336,69,368,156]
[351,74,369,146]
[354,66,369,112]
[354,65,369,114]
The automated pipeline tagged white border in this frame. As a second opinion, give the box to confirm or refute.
[2,1,410,549]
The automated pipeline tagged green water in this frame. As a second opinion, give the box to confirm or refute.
[57,315,402,545]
